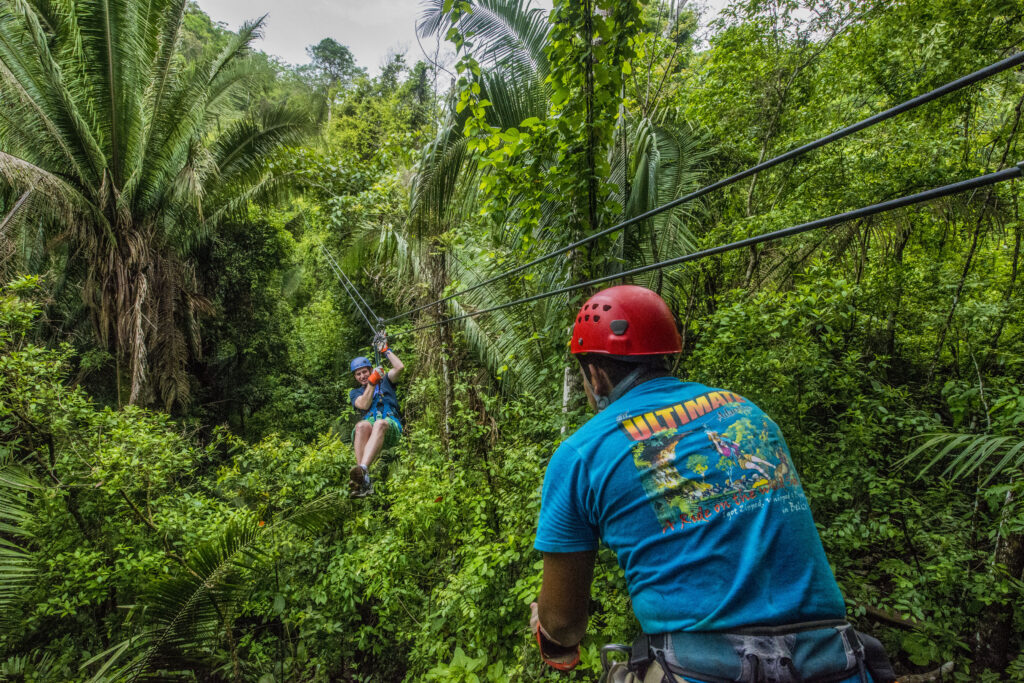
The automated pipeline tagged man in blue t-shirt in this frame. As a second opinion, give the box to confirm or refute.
[531,285,892,682]
[347,336,404,497]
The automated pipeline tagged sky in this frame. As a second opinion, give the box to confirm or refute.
[195,0,734,73]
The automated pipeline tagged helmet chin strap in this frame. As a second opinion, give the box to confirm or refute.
[594,365,648,412]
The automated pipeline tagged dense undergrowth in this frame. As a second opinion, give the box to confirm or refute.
[3,244,1024,680]
[1,0,1023,680]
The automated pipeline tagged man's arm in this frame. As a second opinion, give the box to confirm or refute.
[385,349,404,383]
[353,382,374,411]
[536,550,596,647]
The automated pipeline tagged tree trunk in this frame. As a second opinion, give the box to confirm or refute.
[990,197,1021,351]
[561,361,581,435]
[930,210,987,380]
[427,239,453,455]
[971,488,1024,675]
[884,224,912,360]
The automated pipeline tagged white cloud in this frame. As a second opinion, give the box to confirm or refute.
[195,0,734,74]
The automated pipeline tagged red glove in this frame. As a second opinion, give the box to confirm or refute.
[530,602,580,671]
[367,367,384,385]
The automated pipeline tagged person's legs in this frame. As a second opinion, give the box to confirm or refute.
[350,421,373,491]
[353,420,372,461]
[359,419,390,468]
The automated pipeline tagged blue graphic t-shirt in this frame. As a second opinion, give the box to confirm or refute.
[535,377,845,634]
[349,375,401,424]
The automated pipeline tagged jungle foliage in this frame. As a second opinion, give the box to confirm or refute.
[1,0,1024,681]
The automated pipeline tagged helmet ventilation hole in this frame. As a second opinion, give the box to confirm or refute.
[593,315,600,322]
[603,304,612,311]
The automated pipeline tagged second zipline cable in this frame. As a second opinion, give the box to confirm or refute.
[320,242,380,332]
[392,162,1023,337]
[385,50,1024,324]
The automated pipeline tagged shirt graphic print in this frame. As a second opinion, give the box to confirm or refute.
[623,389,801,532]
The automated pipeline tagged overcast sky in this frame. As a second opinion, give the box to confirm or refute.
[195,0,734,73]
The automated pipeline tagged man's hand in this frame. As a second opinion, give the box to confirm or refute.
[367,367,384,385]
[530,602,580,671]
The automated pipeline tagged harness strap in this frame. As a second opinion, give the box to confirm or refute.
[629,624,875,683]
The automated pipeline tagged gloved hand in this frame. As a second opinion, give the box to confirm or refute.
[367,367,385,385]
[373,331,389,355]
[530,602,580,671]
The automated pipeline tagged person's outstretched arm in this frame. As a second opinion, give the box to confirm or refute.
[378,336,404,382]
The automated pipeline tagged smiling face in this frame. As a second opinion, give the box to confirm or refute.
[354,366,371,385]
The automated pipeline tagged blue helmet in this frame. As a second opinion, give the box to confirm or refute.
[350,356,372,373]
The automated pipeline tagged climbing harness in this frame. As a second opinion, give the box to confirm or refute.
[392,160,1024,339]
[598,623,898,683]
[385,51,1024,327]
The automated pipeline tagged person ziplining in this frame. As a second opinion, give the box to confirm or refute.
[347,333,404,497]
[318,242,407,498]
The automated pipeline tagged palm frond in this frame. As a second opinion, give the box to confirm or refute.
[418,0,549,83]
[0,151,104,242]
[902,433,1024,485]
[0,456,41,631]
[408,114,478,238]
[209,104,312,189]
[88,494,342,680]
[208,14,264,86]
[0,0,105,187]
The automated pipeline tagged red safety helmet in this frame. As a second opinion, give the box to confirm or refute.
[571,285,681,356]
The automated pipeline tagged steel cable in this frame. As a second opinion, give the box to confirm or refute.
[384,51,1024,324]
[319,242,380,333]
[392,162,1023,338]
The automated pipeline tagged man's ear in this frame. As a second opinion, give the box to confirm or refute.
[584,361,615,396]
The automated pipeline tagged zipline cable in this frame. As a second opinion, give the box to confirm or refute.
[319,242,380,333]
[321,243,381,324]
[385,50,1024,324]
[392,162,1023,338]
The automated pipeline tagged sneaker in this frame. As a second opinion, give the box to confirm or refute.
[349,465,366,494]
[352,476,374,498]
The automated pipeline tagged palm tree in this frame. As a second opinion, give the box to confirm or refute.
[82,495,341,681]
[403,0,707,393]
[0,0,311,409]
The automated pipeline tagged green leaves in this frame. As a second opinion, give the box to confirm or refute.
[904,433,1024,486]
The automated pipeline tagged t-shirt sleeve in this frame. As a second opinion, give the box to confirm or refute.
[349,388,362,410]
[535,443,599,552]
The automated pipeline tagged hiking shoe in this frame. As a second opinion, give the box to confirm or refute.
[351,477,374,498]
[349,465,366,493]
